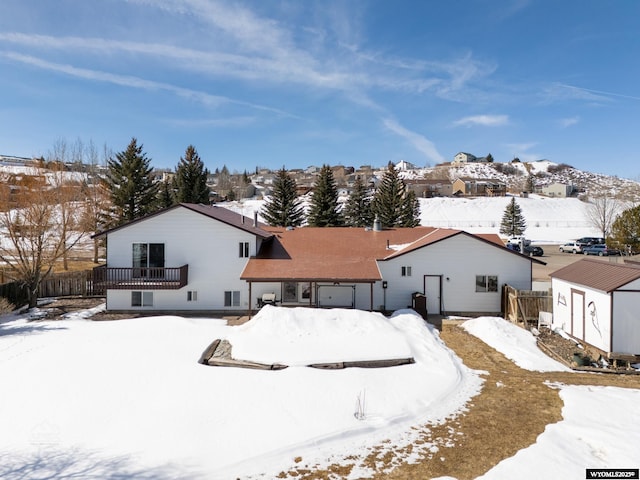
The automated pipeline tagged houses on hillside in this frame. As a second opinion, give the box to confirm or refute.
[93,203,542,316]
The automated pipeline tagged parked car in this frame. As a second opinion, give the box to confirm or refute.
[506,235,531,247]
[576,237,605,246]
[559,242,583,254]
[523,245,544,257]
[583,244,621,256]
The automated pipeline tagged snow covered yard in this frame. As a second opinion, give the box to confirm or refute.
[0,306,638,479]
[0,306,482,479]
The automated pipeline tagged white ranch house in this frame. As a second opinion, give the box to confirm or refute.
[94,203,541,316]
[550,258,640,356]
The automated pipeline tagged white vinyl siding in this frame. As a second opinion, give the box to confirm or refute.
[105,206,256,311]
[377,234,532,314]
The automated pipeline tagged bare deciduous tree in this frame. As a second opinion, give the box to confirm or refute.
[585,196,620,238]
[0,167,87,308]
[79,141,112,263]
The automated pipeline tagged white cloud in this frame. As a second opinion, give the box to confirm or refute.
[453,114,509,127]
[542,83,614,105]
[0,52,290,116]
[559,116,580,128]
[382,118,445,164]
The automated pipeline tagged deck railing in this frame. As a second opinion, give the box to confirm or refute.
[92,265,188,294]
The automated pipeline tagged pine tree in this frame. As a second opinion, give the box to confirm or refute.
[307,165,342,227]
[261,168,305,227]
[525,175,536,193]
[343,176,374,227]
[499,197,527,237]
[399,189,421,227]
[372,162,411,228]
[157,179,175,209]
[173,145,210,204]
[106,138,159,224]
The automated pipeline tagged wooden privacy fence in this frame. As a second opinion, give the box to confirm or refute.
[502,284,552,327]
[0,269,99,307]
[38,270,97,298]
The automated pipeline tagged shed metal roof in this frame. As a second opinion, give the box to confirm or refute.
[550,258,640,292]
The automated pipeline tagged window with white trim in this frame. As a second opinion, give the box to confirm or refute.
[401,266,412,277]
[224,290,240,307]
[475,275,498,292]
[131,291,153,307]
[239,242,250,258]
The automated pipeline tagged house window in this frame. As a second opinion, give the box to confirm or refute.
[224,291,240,307]
[476,275,498,293]
[239,242,250,258]
[131,291,153,307]
[401,266,412,277]
[187,291,198,302]
[132,243,165,278]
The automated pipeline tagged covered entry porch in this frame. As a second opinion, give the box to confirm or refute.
[246,279,377,315]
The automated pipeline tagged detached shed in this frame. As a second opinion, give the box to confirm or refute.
[550,258,640,355]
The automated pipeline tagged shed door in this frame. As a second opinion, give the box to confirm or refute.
[571,289,585,340]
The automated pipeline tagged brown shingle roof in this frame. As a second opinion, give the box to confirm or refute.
[240,227,516,282]
[550,258,640,292]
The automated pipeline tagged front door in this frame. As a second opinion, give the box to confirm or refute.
[424,275,442,315]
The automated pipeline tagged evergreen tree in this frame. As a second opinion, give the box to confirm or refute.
[610,205,640,252]
[260,167,305,227]
[106,138,159,224]
[398,189,421,227]
[372,162,409,228]
[525,174,536,193]
[499,197,527,237]
[157,179,175,209]
[173,145,210,204]
[343,176,374,227]
[307,165,342,227]
[486,153,494,163]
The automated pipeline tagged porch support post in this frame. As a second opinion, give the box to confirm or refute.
[308,281,313,307]
[370,282,373,311]
[248,281,253,317]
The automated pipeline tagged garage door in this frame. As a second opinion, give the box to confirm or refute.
[317,285,355,308]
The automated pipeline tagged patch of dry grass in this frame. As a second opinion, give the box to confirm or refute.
[282,321,640,480]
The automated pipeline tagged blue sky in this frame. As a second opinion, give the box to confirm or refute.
[1,0,639,178]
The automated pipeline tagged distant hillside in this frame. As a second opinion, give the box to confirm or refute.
[397,160,640,202]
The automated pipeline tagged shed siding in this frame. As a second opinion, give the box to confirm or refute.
[551,278,612,352]
[105,206,257,311]
[612,291,640,354]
